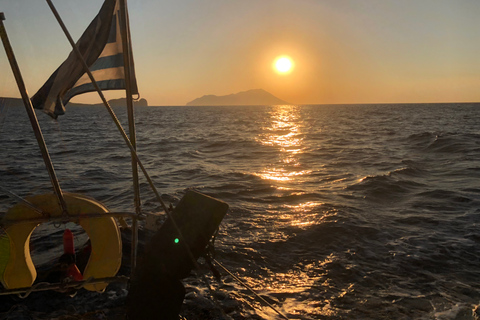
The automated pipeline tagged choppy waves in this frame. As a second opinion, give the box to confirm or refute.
[1,103,480,319]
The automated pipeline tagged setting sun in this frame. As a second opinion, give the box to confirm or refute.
[274,56,294,74]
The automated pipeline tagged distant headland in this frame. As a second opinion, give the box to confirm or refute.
[186,89,289,106]
[0,97,148,108]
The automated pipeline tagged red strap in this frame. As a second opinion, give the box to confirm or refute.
[63,229,83,281]
[63,229,75,255]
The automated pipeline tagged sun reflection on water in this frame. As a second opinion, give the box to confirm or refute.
[281,201,324,227]
[243,258,340,318]
[256,168,311,182]
[255,105,311,182]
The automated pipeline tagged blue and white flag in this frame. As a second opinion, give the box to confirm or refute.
[31,0,138,118]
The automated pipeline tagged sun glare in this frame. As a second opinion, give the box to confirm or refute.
[274,56,294,74]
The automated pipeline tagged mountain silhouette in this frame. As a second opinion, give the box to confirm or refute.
[186,89,289,106]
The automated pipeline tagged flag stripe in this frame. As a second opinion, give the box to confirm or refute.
[98,42,122,58]
[90,53,124,72]
[68,67,125,92]
[65,79,126,102]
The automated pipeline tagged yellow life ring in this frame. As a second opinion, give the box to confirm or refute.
[0,192,122,292]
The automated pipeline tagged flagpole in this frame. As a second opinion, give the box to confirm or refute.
[0,12,68,216]
[44,0,170,214]
[119,0,140,273]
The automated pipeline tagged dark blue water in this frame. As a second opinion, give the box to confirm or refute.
[1,103,480,319]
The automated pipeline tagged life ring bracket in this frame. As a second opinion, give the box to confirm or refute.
[0,211,137,228]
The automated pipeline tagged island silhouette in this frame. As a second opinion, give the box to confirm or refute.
[186,89,289,106]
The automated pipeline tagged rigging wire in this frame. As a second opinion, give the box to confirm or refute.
[203,234,290,319]
[213,258,290,320]
[0,14,69,216]
[0,186,46,217]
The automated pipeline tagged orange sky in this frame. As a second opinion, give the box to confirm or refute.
[1,0,480,106]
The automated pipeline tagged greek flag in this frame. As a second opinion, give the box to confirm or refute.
[31,0,138,119]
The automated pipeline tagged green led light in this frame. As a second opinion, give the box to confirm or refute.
[174,238,179,244]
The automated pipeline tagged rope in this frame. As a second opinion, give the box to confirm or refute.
[17,282,51,299]
[0,276,130,297]
[212,258,290,320]
[16,277,91,299]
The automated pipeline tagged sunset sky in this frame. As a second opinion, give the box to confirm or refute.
[1,0,479,106]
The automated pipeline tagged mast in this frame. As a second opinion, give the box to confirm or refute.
[119,0,140,272]
[0,12,68,216]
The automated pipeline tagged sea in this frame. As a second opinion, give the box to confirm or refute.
[0,103,480,320]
